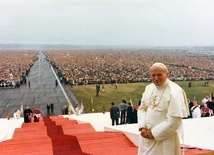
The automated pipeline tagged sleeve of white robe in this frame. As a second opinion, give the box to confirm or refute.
[138,93,147,129]
[138,106,146,129]
[152,116,182,142]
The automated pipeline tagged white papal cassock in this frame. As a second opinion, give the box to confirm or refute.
[138,79,189,155]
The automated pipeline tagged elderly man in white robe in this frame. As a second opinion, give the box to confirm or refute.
[138,62,189,155]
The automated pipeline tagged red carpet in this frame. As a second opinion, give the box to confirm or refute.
[0,116,137,155]
[0,116,213,155]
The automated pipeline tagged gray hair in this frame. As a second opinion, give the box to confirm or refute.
[150,62,169,72]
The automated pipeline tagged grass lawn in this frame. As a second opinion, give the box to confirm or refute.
[70,80,214,113]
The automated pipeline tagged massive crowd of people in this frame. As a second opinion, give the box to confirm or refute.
[0,49,214,88]
[0,50,38,88]
[44,49,214,85]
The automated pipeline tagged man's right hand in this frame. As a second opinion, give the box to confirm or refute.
[140,128,154,139]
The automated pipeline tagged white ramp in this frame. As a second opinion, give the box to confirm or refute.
[182,117,214,150]
[66,113,214,151]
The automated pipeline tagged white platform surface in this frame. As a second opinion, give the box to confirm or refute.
[0,118,24,142]
[1,113,214,151]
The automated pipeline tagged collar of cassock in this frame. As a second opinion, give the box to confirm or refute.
[156,79,169,90]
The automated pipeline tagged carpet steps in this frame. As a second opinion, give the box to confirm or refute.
[1,116,213,155]
[76,132,137,155]
[0,116,91,155]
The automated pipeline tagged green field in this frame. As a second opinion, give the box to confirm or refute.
[70,80,214,113]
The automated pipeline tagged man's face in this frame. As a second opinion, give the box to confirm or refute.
[193,100,198,106]
[149,65,169,87]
